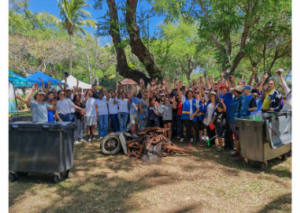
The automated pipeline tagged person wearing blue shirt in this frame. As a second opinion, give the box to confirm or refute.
[219,84,234,152]
[243,85,257,115]
[227,85,249,161]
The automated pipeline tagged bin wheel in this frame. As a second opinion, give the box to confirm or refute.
[260,162,267,170]
[248,160,255,167]
[281,153,287,161]
[9,173,19,182]
[287,150,292,157]
[54,175,61,183]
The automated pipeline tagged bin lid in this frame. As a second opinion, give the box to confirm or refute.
[9,121,74,130]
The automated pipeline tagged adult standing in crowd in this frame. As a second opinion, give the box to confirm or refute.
[95,87,110,139]
[161,96,177,142]
[242,85,257,115]
[129,90,140,137]
[117,84,131,132]
[24,83,57,123]
[84,89,97,142]
[228,85,249,160]
[73,94,86,144]
[178,81,200,147]
[260,74,283,112]
[57,90,85,122]
[107,90,119,132]
[277,68,292,110]
[138,91,148,130]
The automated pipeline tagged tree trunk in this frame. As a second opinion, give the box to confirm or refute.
[69,33,73,75]
[106,0,158,85]
[115,69,118,90]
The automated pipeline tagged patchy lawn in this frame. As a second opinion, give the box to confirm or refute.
[9,139,291,213]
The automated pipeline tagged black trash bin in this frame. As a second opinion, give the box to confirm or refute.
[9,121,75,183]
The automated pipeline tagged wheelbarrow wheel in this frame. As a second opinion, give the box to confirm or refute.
[260,162,267,170]
[281,153,287,161]
[9,173,19,182]
[54,175,61,183]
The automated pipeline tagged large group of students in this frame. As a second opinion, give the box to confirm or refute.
[16,67,292,161]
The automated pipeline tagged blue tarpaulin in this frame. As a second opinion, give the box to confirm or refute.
[26,71,67,87]
[9,70,39,87]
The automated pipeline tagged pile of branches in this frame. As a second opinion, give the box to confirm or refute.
[126,127,193,161]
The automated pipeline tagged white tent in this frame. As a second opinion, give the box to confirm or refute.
[61,75,92,90]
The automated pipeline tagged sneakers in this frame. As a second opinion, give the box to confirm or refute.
[228,150,235,155]
[88,135,92,143]
[217,147,224,152]
[198,142,204,147]
[74,141,80,144]
[99,137,103,140]
[190,138,193,143]
[180,138,184,143]
[230,152,239,157]
[176,135,180,139]
[80,139,86,142]
[168,139,172,143]
[188,142,192,147]
[132,134,139,138]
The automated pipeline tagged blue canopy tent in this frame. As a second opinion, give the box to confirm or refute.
[26,71,68,87]
[9,70,39,88]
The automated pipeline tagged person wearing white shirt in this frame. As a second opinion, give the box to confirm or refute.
[95,88,110,139]
[57,90,85,122]
[117,85,132,132]
[84,89,98,142]
[276,69,292,110]
[108,91,119,132]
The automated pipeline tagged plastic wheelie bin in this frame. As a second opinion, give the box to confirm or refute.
[235,111,292,169]
[9,121,75,183]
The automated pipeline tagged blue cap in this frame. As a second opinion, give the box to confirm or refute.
[243,85,252,91]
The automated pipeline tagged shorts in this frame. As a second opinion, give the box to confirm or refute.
[198,120,205,131]
[84,116,97,126]
[230,123,240,140]
[163,120,172,125]
[130,114,139,125]
[216,127,225,137]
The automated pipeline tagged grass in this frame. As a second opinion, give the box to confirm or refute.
[9,139,291,213]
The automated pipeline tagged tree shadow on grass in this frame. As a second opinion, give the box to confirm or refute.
[174,140,291,179]
[256,193,291,213]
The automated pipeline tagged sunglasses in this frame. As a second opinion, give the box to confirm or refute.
[60,94,65,96]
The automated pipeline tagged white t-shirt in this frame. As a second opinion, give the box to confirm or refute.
[95,98,108,115]
[108,98,118,114]
[181,94,200,119]
[66,97,75,113]
[85,97,97,117]
[117,98,129,113]
[57,99,74,115]
[203,103,215,126]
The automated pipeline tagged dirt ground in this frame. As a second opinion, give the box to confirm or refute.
[9,139,291,213]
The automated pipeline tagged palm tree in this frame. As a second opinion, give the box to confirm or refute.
[57,0,96,75]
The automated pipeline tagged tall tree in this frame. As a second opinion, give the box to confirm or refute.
[95,0,163,84]
[57,0,96,75]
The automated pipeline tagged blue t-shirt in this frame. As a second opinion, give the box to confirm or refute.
[130,97,139,114]
[219,92,233,114]
[227,94,249,124]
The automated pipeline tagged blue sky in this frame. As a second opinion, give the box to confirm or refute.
[29,0,165,43]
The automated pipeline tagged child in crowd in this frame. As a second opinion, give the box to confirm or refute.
[161,97,177,142]
[211,98,227,151]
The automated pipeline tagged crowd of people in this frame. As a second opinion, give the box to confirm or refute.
[16,68,292,161]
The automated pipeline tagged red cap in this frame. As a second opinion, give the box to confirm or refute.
[219,85,227,90]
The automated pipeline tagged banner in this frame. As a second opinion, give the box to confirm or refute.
[9,81,17,113]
